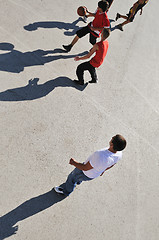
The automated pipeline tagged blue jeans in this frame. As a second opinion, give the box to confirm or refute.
[60,168,93,196]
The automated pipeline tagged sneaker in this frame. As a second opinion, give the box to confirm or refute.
[115,13,120,21]
[62,44,72,52]
[89,80,98,84]
[82,15,87,23]
[117,24,123,31]
[53,186,65,195]
[77,182,81,185]
[74,80,84,85]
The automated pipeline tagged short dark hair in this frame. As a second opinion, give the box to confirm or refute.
[98,1,109,12]
[102,28,110,39]
[112,135,127,151]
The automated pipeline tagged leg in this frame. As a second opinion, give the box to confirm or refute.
[89,33,97,45]
[75,61,91,85]
[116,13,128,21]
[117,6,135,31]
[116,10,132,31]
[121,19,131,27]
[60,168,92,196]
[63,26,90,52]
[87,63,98,83]
[71,35,79,46]
[117,19,131,31]
[119,14,128,20]
[59,168,78,195]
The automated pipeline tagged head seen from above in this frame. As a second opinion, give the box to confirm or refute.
[109,135,127,152]
[98,0,109,12]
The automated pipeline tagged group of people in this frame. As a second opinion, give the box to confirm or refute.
[62,0,149,85]
[53,0,149,197]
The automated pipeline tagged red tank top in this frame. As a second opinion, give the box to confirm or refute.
[90,40,109,68]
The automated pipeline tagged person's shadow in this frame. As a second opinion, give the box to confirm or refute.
[0,43,55,73]
[24,18,119,34]
[0,190,66,240]
[24,18,83,36]
[0,77,88,101]
[110,25,120,32]
[109,18,120,32]
[0,42,88,73]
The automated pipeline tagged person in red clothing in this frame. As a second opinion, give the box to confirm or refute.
[63,1,110,52]
[74,28,110,85]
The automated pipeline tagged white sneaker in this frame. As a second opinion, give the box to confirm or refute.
[83,15,87,23]
[53,186,64,195]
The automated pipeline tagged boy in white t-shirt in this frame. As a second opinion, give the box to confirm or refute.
[54,134,126,196]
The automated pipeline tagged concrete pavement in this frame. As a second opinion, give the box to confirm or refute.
[0,1,158,239]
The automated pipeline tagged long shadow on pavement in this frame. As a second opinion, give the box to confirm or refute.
[0,190,66,240]
[24,18,83,36]
[0,77,88,101]
[0,42,88,73]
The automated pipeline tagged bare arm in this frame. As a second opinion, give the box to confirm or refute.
[85,8,96,18]
[69,158,93,171]
[86,12,96,18]
[100,164,116,176]
[74,44,98,61]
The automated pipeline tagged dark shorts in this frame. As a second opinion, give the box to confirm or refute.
[76,25,98,45]
[127,3,147,22]
[76,61,98,83]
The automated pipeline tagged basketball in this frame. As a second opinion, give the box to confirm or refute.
[77,6,86,16]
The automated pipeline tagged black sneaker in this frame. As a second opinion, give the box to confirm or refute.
[117,24,123,31]
[77,182,81,185]
[115,13,120,21]
[74,80,84,85]
[53,186,65,195]
[62,44,72,52]
[89,80,98,84]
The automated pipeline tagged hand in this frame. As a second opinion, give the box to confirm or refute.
[74,56,80,61]
[69,158,75,165]
[84,6,88,13]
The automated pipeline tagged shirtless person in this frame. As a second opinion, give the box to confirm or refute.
[115,0,149,31]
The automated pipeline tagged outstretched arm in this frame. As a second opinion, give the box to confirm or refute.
[74,44,98,61]
[85,7,96,17]
[69,158,93,171]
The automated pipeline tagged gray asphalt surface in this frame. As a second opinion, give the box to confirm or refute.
[0,1,158,240]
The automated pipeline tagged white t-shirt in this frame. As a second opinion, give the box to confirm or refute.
[83,148,122,179]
